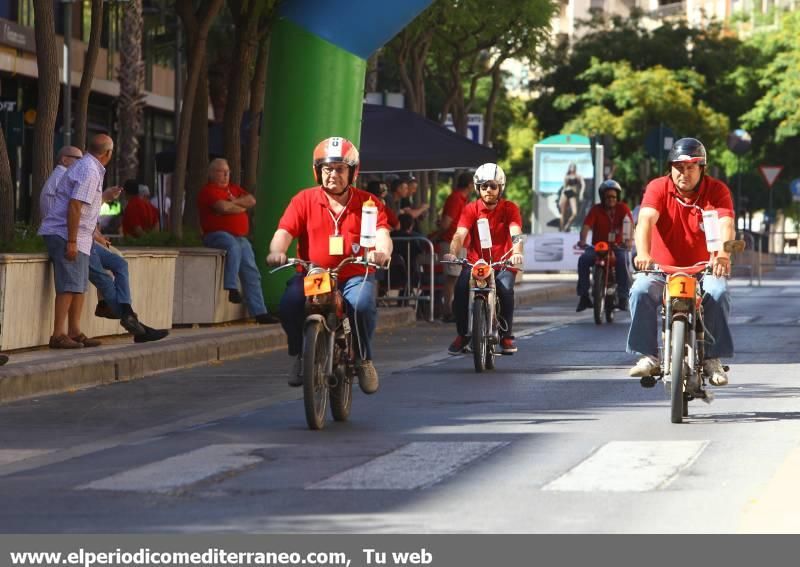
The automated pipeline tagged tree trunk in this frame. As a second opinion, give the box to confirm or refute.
[223,0,263,186]
[117,0,144,183]
[483,64,502,146]
[31,0,60,224]
[185,60,209,232]
[0,125,13,242]
[172,0,224,239]
[74,0,103,150]
[243,36,269,192]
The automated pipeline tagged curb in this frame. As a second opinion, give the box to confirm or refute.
[515,283,574,307]
[0,307,417,404]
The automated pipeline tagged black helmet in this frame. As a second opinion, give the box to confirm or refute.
[598,179,622,199]
[667,137,707,166]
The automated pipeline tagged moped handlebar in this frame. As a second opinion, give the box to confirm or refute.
[269,256,384,275]
[634,260,710,276]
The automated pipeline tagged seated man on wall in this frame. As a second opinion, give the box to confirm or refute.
[197,158,279,324]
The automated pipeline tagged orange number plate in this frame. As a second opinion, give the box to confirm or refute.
[667,275,696,298]
[303,272,332,296]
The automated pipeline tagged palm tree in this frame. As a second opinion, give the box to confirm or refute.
[117,0,145,183]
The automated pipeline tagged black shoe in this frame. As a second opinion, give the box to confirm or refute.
[576,294,593,312]
[0,354,8,366]
[133,325,169,343]
[228,289,242,304]
[94,301,120,320]
[120,312,147,336]
[255,313,280,325]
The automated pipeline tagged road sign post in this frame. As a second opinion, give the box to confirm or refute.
[758,165,783,252]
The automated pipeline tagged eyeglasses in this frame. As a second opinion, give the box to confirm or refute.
[321,165,349,175]
[479,182,500,191]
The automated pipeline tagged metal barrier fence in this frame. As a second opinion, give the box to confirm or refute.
[385,235,436,322]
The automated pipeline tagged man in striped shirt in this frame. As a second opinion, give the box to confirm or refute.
[38,134,115,349]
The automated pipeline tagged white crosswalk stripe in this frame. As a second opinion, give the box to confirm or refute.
[308,441,508,490]
[0,449,53,466]
[77,444,275,494]
[543,441,708,492]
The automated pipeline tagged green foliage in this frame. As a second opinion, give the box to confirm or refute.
[116,228,204,247]
[498,98,541,230]
[0,223,46,253]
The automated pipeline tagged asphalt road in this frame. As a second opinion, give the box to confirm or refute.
[2,267,800,533]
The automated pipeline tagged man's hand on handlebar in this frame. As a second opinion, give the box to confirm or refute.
[442,253,458,263]
[712,255,730,278]
[266,252,287,267]
[634,254,653,271]
[510,253,524,266]
[367,250,390,266]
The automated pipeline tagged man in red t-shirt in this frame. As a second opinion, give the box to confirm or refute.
[575,180,633,312]
[628,138,734,386]
[121,180,159,237]
[435,172,473,322]
[442,163,524,355]
[266,137,392,394]
[198,158,278,325]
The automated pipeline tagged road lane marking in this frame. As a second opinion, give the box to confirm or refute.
[0,449,53,466]
[739,447,800,533]
[77,444,275,494]
[543,441,708,492]
[308,441,508,490]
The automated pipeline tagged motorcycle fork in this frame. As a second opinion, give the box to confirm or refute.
[467,274,496,339]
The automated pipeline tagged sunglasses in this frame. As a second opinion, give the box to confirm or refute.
[479,182,500,191]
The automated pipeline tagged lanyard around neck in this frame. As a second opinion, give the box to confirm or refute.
[327,193,352,236]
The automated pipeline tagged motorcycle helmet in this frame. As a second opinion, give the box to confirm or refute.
[598,179,622,200]
[312,137,360,185]
[667,137,707,166]
[473,163,506,195]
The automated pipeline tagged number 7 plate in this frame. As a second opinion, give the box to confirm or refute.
[303,272,332,296]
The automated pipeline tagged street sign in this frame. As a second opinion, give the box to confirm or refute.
[791,178,800,202]
[444,114,484,145]
[758,165,783,188]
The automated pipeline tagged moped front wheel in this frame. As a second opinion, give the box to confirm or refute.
[303,321,329,430]
[592,266,605,325]
[472,296,488,373]
[669,319,687,424]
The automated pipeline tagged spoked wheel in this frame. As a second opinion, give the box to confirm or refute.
[329,360,353,422]
[302,321,329,430]
[593,266,606,325]
[669,319,687,424]
[472,296,488,373]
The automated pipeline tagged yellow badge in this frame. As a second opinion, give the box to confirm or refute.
[329,235,344,256]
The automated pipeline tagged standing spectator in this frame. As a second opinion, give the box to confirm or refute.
[198,158,279,324]
[366,180,398,230]
[384,177,407,217]
[37,134,115,349]
[435,172,473,322]
[121,179,159,237]
[399,175,430,226]
[39,146,83,214]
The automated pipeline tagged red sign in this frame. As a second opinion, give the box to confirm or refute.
[759,165,783,188]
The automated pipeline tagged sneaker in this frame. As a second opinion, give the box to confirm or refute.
[120,312,147,336]
[94,301,119,320]
[500,337,517,354]
[355,359,379,394]
[629,355,659,377]
[448,335,469,355]
[703,358,729,386]
[288,355,303,387]
[228,289,242,304]
[576,294,593,312]
[133,325,169,343]
[255,313,280,325]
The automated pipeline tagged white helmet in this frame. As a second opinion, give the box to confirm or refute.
[473,163,506,195]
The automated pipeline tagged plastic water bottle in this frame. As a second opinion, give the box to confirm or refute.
[360,198,378,249]
[702,209,722,252]
[477,218,493,249]
[622,215,633,241]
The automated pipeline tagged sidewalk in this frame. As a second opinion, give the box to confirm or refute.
[0,277,576,404]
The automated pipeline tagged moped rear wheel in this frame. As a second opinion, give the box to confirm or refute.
[303,321,329,430]
[472,296,488,373]
[592,266,605,325]
[330,361,353,422]
[669,319,687,424]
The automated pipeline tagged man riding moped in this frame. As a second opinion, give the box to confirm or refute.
[266,137,392,394]
[575,179,633,312]
[443,163,524,355]
[627,137,734,385]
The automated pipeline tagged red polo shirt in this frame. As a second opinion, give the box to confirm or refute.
[278,186,390,281]
[458,198,522,265]
[583,202,633,246]
[440,189,469,242]
[122,196,159,236]
[641,174,734,266]
[198,182,250,237]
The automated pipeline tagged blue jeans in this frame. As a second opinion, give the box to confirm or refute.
[577,246,629,298]
[280,274,377,360]
[626,273,733,359]
[89,243,132,316]
[453,266,515,338]
[203,231,267,317]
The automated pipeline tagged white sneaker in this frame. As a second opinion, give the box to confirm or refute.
[703,358,728,386]
[629,356,660,377]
